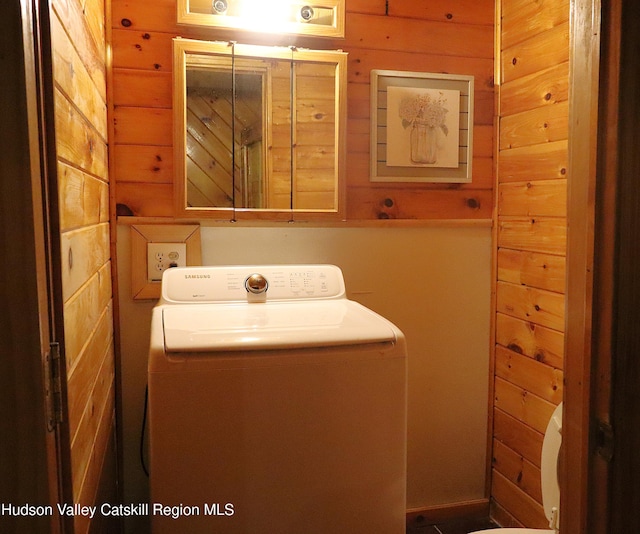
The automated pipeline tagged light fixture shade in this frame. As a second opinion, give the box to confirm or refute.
[178,0,345,38]
[299,5,314,22]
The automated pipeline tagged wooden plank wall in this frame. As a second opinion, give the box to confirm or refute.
[110,0,494,220]
[50,0,118,532]
[491,0,569,527]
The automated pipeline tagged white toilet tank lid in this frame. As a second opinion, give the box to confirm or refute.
[541,402,562,524]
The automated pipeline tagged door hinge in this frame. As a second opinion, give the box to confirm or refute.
[596,419,614,462]
[44,342,64,431]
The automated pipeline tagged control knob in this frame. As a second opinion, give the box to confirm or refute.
[245,273,268,294]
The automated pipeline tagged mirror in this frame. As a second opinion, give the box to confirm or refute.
[173,39,347,220]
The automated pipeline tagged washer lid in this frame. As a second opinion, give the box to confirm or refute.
[161,300,397,352]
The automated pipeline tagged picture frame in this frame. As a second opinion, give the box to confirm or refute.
[370,69,474,183]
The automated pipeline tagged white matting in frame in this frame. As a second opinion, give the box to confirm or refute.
[370,70,474,183]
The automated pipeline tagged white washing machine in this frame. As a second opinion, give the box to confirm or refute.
[148,265,407,533]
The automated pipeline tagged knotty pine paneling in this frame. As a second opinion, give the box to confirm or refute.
[498,179,567,217]
[50,0,117,531]
[492,0,569,526]
[58,161,110,231]
[492,439,542,503]
[112,145,174,185]
[110,0,494,220]
[51,0,107,99]
[54,88,109,179]
[496,248,566,293]
[495,313,564,370]
[500,62,569,116]
[500,0,569,50]
[390,0,494,26]
[498,140,568,183]
[60,223,111,302]
[501,23,569,83]
[499,101,569,150]
[66,304,115,440]
[495,281,565,331]
[497,217,567,256]
[70,343,115,499]
[491,470,548,528]
[494,377,556,435]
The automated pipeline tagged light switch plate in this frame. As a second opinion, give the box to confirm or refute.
[147,242,187,282]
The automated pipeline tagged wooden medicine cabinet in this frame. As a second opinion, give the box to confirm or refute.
[173,38,347,221]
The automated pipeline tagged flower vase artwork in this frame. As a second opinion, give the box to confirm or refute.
[386,86,460,169]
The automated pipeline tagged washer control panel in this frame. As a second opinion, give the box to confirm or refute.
[161,265,346,303]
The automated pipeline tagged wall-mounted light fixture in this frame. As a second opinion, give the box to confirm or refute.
[212,0,228,14]
[177,0,345,38]
[298,6,314,22]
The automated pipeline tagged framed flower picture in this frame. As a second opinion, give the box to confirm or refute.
[370,70,474,183]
